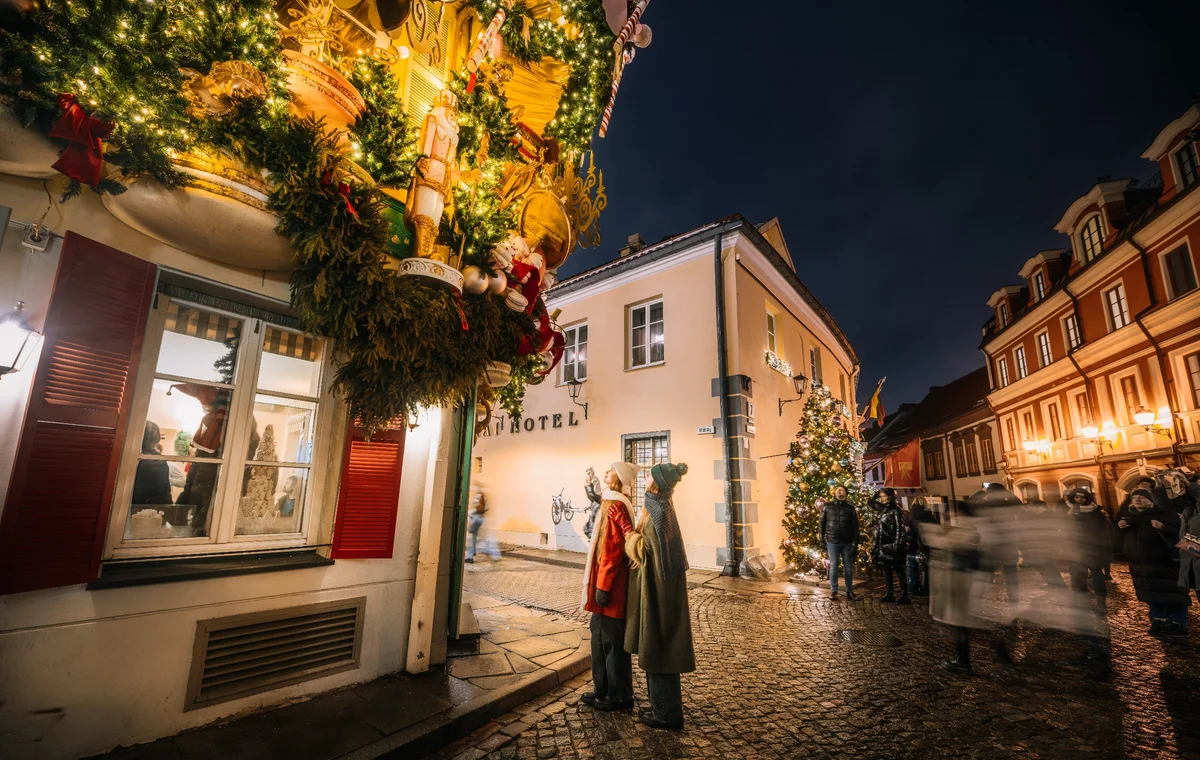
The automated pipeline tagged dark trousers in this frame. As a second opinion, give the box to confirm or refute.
[883,567,908,598]
[951,625,971,665]
[906,555,928,596]
[646,673,683,724]
[1069,563,1107,597]
[589,613,632,702]
[827,542,853,594]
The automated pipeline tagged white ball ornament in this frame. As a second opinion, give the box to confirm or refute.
[461,266,489,295]
[633,23,653,48]
[487,272,508,295]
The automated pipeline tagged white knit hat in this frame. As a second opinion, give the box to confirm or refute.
[611,461,639,496]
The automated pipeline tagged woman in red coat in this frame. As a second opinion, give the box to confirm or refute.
[581,461,638,711]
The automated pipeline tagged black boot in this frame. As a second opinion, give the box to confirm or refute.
[942,658,971,675]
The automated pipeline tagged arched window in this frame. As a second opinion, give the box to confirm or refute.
[1078,214,1105,263]
[1061,477,1094,495]
[1016,481,1040,503]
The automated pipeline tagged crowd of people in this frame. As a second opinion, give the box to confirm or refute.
[818,469,1200,674]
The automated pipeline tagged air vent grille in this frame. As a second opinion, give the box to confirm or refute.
[185,598,365,710]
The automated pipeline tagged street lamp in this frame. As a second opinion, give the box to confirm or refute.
[567,378,588,420]
[0,302,39,379]
[1082,423,1115,451]
[777,373,809,416]
[1133,405,1173,439]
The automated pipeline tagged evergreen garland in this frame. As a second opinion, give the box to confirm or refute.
[781,385,878,573]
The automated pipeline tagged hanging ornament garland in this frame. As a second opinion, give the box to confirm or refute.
[0,0,649,433]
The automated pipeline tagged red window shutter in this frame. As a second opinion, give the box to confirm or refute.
[0,233,157,594]
[331,422,406,559]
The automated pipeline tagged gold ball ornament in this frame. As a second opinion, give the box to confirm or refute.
[799,482,810,492]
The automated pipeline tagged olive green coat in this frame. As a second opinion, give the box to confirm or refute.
[624,518,695,674]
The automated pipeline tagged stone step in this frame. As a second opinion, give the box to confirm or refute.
[456,601,481,640]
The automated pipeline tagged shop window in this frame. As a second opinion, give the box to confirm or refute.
[1079,214,1105,263]
[623,433,669,511]
[110,295,333,554]
[1177,142,1199,189]
[1163,244,1197,300]
[1104,282,1130,331]
[562,323,588,383]
[628,300,664,369]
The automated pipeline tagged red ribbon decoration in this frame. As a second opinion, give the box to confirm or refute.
[320,170,360,221]
[519,301,565,375]
[452,293,469,332]
[49,94,113,187]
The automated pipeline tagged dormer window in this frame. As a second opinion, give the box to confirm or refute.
[998,302,1009,327]
[1033,271,1046,301]
[1079,214,1105,263]
[1177,142,1199,189]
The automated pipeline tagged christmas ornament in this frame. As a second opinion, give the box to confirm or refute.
[599,0,652,138]
[462,265,489,295]
[799,482,809,492]
[404,88,459,262]
[832,462,842,472]
[181,61,268,117]
[465,0,515,92]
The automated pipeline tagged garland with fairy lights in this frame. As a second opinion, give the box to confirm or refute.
[0,0,619,432]
[781,385,878,574]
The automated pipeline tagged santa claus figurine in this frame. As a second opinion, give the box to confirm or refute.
[581,461,639,712]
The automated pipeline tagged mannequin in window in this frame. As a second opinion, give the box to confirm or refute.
[131,421,172,506]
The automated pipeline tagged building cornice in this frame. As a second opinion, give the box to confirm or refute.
[1017,249,1064,279]
[1053,179,1134,235]
[1141,105,1199,160]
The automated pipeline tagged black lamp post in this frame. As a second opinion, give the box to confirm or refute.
[777,373,809,416]
[0,302,38,379]
[567,378,588,420]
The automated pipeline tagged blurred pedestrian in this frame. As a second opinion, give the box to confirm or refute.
[581,462,638,711]
[819,485,860,601]
[978,483,1022,612]
[1176,473,1200,609]
[1018,500,1068,587]
[625,463,694,731]
[1118,488,1189,637]
[871,488,910,604]
[1065,488,1110,608]
[465,481,500,562]
[1161,470,1199,516]
[907,497,938,597]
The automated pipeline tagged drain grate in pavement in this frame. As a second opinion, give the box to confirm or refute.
[834,629,903,647]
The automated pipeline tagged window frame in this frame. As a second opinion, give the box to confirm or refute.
[766,310,778,356]
[809,345,823,386]
[964,438,980,475]
[105,294,338,560]
[1103,282,1131,332]
[998,301,1009,327]
[1004,417,1017,452]
[952,441,967,477]
[1176,141,1199,189]
[980,437,997,473]
[1117,372,1144,426]
[1078,214,1105,263]
[1063,313,1082,352]
[997,357,1010,387]
[627,299,665,370]
[1015,346,1028,379]
[1036,330,1052,368]
[1046,401,1063,441]
[560,322,589,385]
[1033,271,1046,301]
[622,430,670,512]
[1160,243,1197,301]
[1187,352,1200,409]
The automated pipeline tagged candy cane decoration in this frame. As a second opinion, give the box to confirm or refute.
[599,0,651,138]
[466,0,515,92]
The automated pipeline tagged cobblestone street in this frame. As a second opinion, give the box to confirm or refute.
[444,556,1200,760]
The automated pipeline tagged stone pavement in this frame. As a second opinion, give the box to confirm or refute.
[443,557,1200,760]
[89,591,588,760]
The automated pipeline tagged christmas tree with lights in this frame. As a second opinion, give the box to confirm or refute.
[780,384,872,574]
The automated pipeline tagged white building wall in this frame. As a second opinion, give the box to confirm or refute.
[0,175,447,759]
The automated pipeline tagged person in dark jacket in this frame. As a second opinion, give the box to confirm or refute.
[1174,472,1200,610]
[819,486,860,601]
[906,497,938,597]
[1118,488,1189,636]
[1160,470,1199,516]
[871,488,911,604]
[1065,488,1109,605]
[131,421,172,506]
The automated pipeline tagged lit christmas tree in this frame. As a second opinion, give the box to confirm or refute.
[780,384,874,574]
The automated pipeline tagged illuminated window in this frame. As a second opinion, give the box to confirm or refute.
[1015,347,1028,379]
[628,300,664,368]
[1120,376,1141,423]
[1064,314,1082,351]
[1079,215,1105,262]
[1037,332,1052,367]
[1047,403,1063,441]
[1034,271,1046,300]
[981,438,996,471]
[1185,353,1200,407]
[562,323,588,383]
[766,311,778,355]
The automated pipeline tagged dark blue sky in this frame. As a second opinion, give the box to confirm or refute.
[559,0,1200,411]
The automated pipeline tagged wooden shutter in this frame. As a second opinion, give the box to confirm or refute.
[0,233,157,594]
[330,422,406,559]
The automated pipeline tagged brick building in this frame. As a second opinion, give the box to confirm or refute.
[981,105,1200,507]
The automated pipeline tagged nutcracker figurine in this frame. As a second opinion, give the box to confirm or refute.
[405,88,460,262]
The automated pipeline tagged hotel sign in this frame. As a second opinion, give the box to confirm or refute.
[481,412,584,437]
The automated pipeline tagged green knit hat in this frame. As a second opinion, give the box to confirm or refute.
[651,462,688,492]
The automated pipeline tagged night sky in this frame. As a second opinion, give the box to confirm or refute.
[558,0,1200,412]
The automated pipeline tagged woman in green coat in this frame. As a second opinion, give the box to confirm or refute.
[625,462,694,730]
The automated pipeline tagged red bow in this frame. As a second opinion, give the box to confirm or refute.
[321,170,360,221]
[519,301,564,375]
[452,292,469,331]
[49,94,113,187]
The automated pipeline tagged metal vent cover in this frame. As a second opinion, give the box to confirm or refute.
[834,629,903,647]
[185,597,365,710]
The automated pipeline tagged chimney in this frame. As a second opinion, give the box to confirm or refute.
[618,232,646,257]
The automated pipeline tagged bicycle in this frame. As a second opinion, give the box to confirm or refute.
[551,489,576,524]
